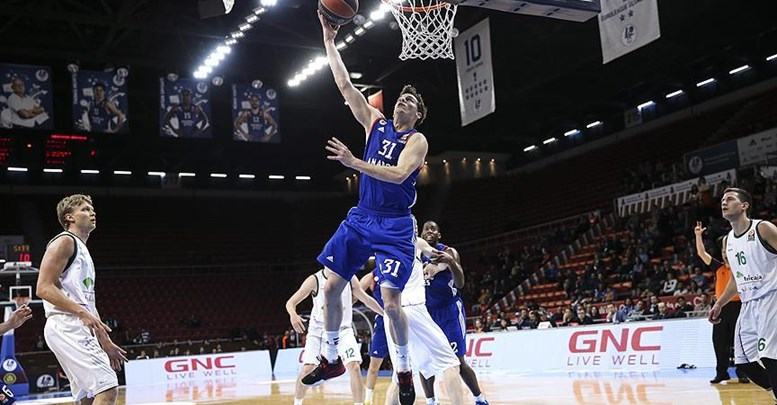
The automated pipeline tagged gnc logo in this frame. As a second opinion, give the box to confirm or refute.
[465,337,494,357]
[164,355,236,373]
[569,326,662,353]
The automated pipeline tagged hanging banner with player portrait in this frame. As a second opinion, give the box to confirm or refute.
[454,18,496,127]
[72,69,129,134]
[598,0,660,64]
[232,82,280,143]
[160,77,212,139]
[0,63,53,129]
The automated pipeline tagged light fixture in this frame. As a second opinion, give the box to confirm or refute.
[268,175,284,180]
[696,78,716,87]
[586,121,602,129]
[442,159,447,164]
[665,90,684,99]
[225,38,238,46]
[490,159,495,163]
[148,171,166,177]
[179,172,196,177]
[113,170,132,175]
[210,173,227,178]
[231,31,244,39]
[246,14,259,23]
[729,65,750,75]
[637,100,655,111]
[252,80,264,89]
[344,35,355,43]
[8,167,28,172]
[767,53,777,62]
[543,137,557,145]
[253,6,266,14]
[336,42,347,50]
[354,27,366,36]
[239,23,252,31]
[260,0,277,6]
[67,62,79,74]
[364,20,375,29]
[350,72,363,79]
[116,65,130,78]
[239,174,255,179]
[43,168,63,173]
[211,76,224,86]
[523,145,537,152]
[295,175,311,180]
[564,129,580,137]
[81,169,99,174]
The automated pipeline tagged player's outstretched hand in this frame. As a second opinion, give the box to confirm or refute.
[708,304,722,324]
[694,221,706,237]
[6,305,32,329]
[326,137,357,168]
[100,338,129,371]
[318,11,339,42]
[432,250,456,265]
[79,311,112,336]
[290,313,306,334]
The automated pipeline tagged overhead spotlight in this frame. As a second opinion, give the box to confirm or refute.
[81,169,100,174]
[67,62,79,74]
[350,72,363,79]
[389,21,399,30]
[442,159,447,164]
[7,167,28,172]
[637,100,655,111]
[665,90,684,99]
[364,20,374,29]
[260,0,277,6]
[543,137,557,145]
[586,121,602,129]
[239,174,256,179]
[370,10,387,20]
[253,6,266,14]
[767,53,777,62]
[729,65,750,75]
[295,175,311,180]
[564,129,580,137]
[210,173,227,178]
[345,35,355,43]
[336,42,348,50]
[353,14,366,25]
[178,172,196,177]
[287,79,300,87]
[147,171,166,177]
[523,145,537,152]
[204,57,219,67]
[211,75,224,86]
[490,158,495,163]
[252,80,264,89]
[193,70,207,79]
[696,78,716,87]
[225,38,238,46]
[239,23,252,31]
[167,72,179,82]
[246,14,259,23]
[231,31,244,38]
[44,168,63,173]
[354,27,366,36]
[268,175,285,180]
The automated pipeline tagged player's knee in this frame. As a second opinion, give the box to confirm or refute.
[96,386,119,403]
[346,361,361,372]
[383,300,401,319]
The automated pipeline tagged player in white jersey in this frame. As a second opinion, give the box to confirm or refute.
[36,195,127,404]
[710,188,777,402]
[286,267,384,405]
[382,239,464,405]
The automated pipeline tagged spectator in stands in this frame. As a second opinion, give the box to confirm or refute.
[498,319,510,332]
[590,306,601,321]
[576,308,594,325]
[692,267,708,291]
[474,319,484,333]
[653,302,671,320]
[662,273,678,295]
[675,296,693,312]
[136,350,150,360]
[694,294,711,312]
[561,308,578,326]
[139,328,151,344]
[674,282,692,296]
[648,295,661,315]
[35,334,46,350]
[605,304,620,324]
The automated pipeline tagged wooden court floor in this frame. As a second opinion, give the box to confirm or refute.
[17,369,777,405]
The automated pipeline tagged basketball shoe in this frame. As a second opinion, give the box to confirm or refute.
[301,356,345,386]
[397,370,416,405]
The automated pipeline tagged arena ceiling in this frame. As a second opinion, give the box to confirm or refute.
[0,0,775,183]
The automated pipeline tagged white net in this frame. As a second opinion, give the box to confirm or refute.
[383,0,458,60]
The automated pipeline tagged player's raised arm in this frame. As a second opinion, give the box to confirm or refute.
[285,275,317,334]
[319,13,382,132]
[694,221,713,266]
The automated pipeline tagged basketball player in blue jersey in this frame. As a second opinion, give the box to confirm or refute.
[358,258,390,405]
[87,83,125,134]
[234,95,278,142]
[163,89,208,138]
[301,13,429,405]
[420,221,488,405]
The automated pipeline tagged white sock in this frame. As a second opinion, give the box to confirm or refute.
[426,398,437,405]
[365,388,373,403]
[325,331,340,362]
[294,398,303,405]
[395,344,410,371]
[475,393,485,402]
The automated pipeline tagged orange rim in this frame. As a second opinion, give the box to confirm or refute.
[395,1,451,13]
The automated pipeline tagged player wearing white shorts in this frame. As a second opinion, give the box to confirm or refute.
[710,188,777,402]
[383,241,464,405]
[286,268,384,405]
[36,195,127,404]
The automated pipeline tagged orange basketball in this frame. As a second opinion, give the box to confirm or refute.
[319,0,359,26]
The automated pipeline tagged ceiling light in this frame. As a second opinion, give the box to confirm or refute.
[523,145,537,152]
[364,20,374,28]
[543,137,557,145]
[295,175,311,180]
[210,173,227,178]
[246,14,259,23]
[239,174,255,179]
[179,172,196,177]
[354,27,366,36]
[696,78,716,87]
[81,169,99,174]
[586,121,602,128]
[43,168,63,173]
[148,171,165,177]
[8,167,27,172]
[637,100,655,111]
[767,53,777,62]
[269,175,284,179]
[350,72,363,79]
[729,65,750,75]
[665,90,684,99]
[239,23,252,31]
[564,129,580,136]
[113,170,132,175]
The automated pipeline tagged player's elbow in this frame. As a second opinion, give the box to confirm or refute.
[36,283,53,300]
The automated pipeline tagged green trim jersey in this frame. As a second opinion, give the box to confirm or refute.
[726,219,777,302]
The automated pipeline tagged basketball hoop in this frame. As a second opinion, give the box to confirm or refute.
[383,0,458,60]
[12,296,30,310]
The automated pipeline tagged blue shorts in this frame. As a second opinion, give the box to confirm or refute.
[427,297,467,357]
[317,207,416,291]
[369,315,388,358]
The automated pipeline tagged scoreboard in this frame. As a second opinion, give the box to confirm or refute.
[6,244,31,263]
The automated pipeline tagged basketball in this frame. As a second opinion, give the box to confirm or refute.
[319,0,359,26]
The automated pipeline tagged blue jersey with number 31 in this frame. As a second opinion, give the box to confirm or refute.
[358,119,421,214]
